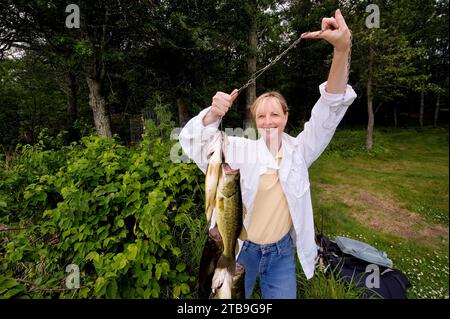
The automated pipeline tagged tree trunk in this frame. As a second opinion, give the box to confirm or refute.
[393,104,398,128]
[244,0,257,129]
[419,91,424,127]
[86,76,112,138]
[65,71,78,139]
[434,94,440,127]
[176,97,189,127]
[83,4,112,138]
[4,149,14,172]
[366,44,374,151]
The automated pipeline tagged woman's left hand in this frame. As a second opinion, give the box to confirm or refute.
[302,9,351,52]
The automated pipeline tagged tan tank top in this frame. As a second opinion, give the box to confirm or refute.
[247,148,292,244]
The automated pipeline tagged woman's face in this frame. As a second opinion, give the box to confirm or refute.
[255,97,288,146]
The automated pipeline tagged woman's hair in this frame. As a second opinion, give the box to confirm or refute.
[250,91,289,118]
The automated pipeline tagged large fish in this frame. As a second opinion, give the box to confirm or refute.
[201,131,247,299]
[210,163,243,298]
[198,226,223,299]
[198,226,245,299]
[204,132,223,225]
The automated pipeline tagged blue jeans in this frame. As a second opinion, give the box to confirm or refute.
[237,232,297,299]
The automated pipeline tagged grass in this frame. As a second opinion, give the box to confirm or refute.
[304,126,449,299]
[298,265,367,299]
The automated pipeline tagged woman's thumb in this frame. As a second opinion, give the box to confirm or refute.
[230,89,239,102]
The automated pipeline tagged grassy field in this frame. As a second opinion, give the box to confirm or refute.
[297,126,449,299]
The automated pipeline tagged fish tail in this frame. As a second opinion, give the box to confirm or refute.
[211,267,234,299]
[216,254,236,275]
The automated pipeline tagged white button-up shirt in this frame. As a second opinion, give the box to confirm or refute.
[179,82,357,279]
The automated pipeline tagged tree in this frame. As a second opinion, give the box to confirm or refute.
[0,0,159,138]
[348,1,429,149]
[0,54,67,152]
[244,0,257,128]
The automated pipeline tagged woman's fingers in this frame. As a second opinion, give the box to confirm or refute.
[302,16,338,39]
[302,8,351,52]
[301,30,324,39]
[230,89,239,102]
[334,9,348,28]
[211,90,239,117]
[321,17,338,31]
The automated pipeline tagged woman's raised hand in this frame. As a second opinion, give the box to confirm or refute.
[202,89,238,126]
[302,9,351,52]
[209,89,239,119]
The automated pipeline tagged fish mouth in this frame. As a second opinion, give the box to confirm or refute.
[223,164,239,175]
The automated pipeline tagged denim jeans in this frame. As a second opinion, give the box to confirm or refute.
[237,232,297,299]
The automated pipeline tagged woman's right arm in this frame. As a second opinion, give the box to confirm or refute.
[179,89,238,173]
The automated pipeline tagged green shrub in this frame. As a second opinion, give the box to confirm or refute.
[0,130,205,298]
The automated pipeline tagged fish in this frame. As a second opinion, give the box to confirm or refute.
[210,161,244,298]
[198,226,223,299]
[198,225,246,299]
[199,131,246,299]
[204,132,223,225]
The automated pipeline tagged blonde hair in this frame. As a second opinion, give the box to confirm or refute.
[250,91,289,118]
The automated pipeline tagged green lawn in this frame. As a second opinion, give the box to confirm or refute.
[299,126,448,299]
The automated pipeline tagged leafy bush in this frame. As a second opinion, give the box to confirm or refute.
[0,129,206,298]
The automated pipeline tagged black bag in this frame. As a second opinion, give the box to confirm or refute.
[316,234,411,299]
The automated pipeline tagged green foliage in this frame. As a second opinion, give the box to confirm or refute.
[0,129,205,298]
[143,94,177,141]
[323,129,392,159]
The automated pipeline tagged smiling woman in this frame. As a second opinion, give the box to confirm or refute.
[252,91,289,157]
[179,8,357,299]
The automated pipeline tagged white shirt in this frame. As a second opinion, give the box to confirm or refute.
[179,82,357,279]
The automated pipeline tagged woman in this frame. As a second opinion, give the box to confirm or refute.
[179,9,357,299]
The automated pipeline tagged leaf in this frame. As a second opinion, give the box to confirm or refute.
[180,283,190,294]
[126,191,140,206]
[143,287,152,299]
[171,247,181,257]
[175,263,185,272]
[174,213,188,226]
[85,251,99,263]
[23,190,33,200]
[155,264,162,280]
[115,253,128,270]
[126,244,138,261]
[151,282,160,298]
[173,285,181,298]
[2,286,26,298]
[116,219,124,228]
[0,277,20,289]
[79,287,90,298]
[131,181,141,191]
[106,183,119,193]
[94,277,106,296]
[106,280,118,298]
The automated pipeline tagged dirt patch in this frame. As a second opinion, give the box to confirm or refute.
[316,183,449,247]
